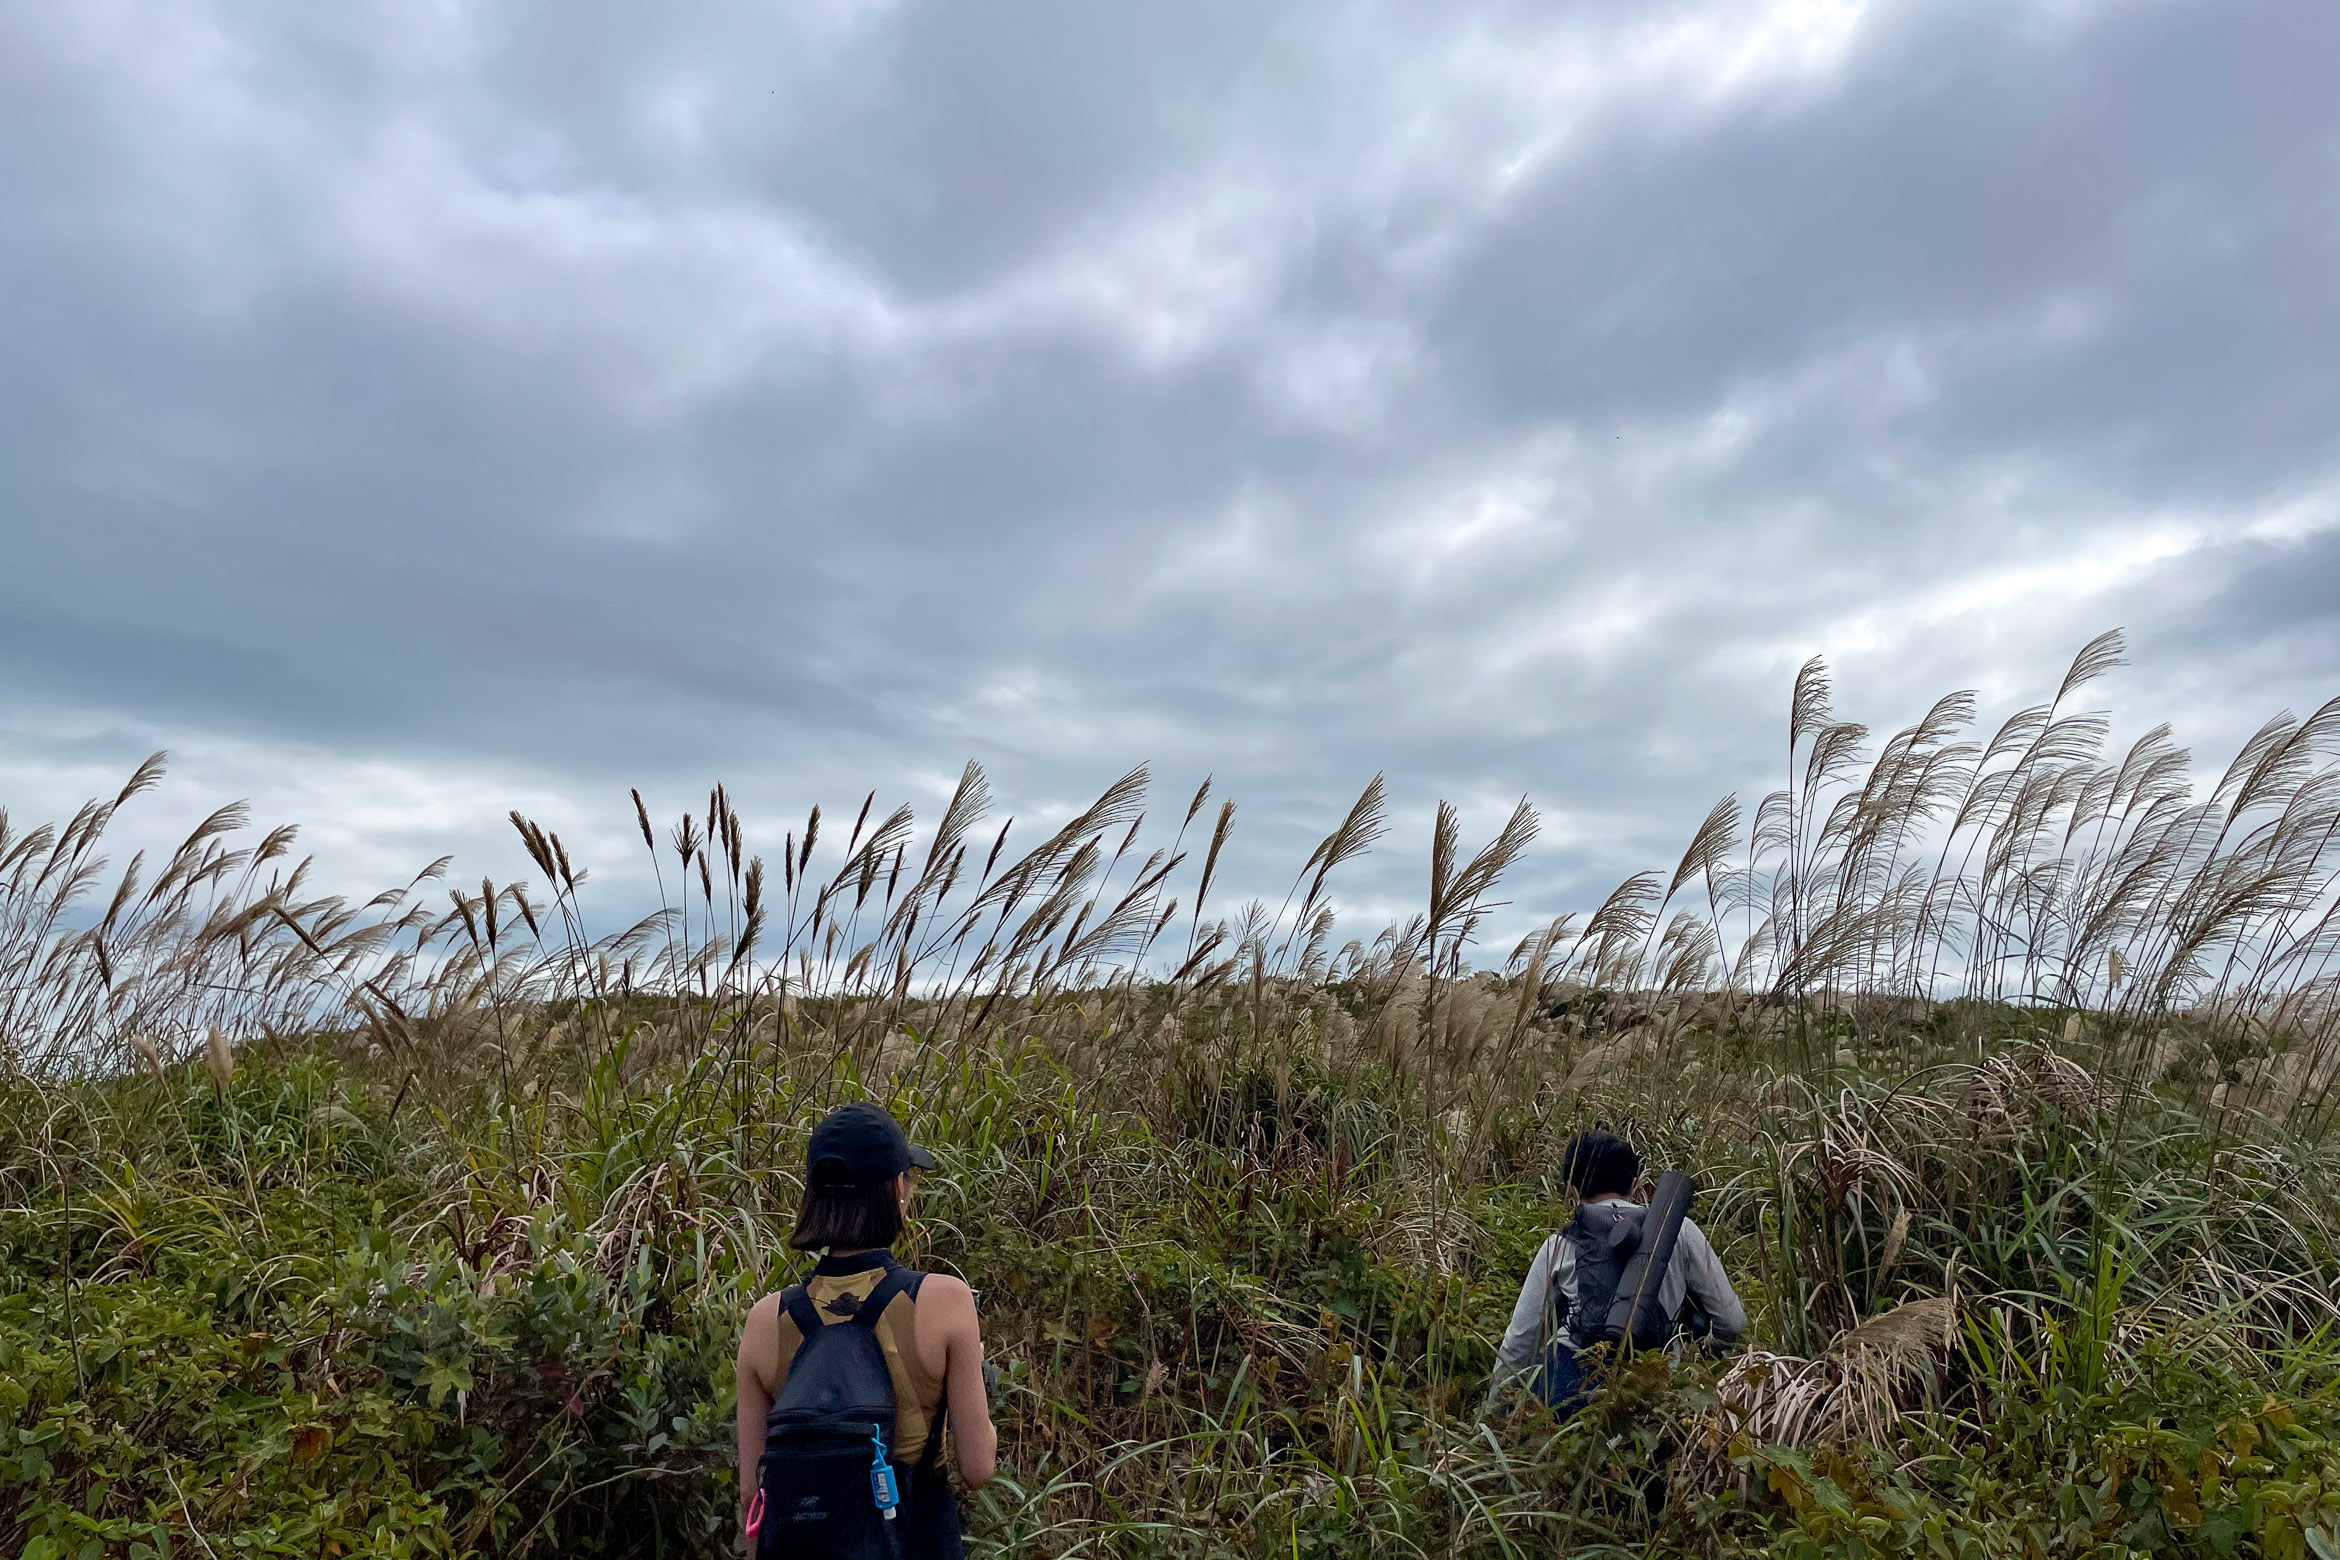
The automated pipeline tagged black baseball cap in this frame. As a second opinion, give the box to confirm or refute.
[806,1102,936,1190]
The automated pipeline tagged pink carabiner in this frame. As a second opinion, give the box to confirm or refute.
[744,1489,765,1545]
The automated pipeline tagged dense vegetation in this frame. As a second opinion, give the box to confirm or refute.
[6,632,2340,1558]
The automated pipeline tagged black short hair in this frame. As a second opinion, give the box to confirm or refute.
[1558,1131,1641,1199]
[788,1180,905,1252]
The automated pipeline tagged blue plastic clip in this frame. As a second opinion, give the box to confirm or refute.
[869,1424,900,1520]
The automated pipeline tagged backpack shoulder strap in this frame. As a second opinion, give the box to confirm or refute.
[921,1388,950,1474]
[852,1266,952,1473]
[775,1284,822,1385]
[854,1266,915,1329]
[781,1283,822,1340]
[893,1268,951,1474]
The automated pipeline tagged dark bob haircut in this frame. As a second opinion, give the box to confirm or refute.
[1557,1131,1641,1200]
[788,1180,905,1253]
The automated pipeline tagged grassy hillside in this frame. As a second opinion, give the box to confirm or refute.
[5,633,2340,1557]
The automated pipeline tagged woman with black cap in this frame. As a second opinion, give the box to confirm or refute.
[735,1102,997,1558]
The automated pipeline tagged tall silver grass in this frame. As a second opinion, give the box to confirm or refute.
[6,631,2335,1132]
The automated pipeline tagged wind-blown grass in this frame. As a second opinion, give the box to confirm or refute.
[6,632,2340,1557]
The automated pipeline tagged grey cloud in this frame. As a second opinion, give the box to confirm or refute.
[1437,0,2340,492]
[1,0,2335,942]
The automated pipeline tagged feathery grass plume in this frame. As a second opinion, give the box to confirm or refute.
[1183,776,1212,828]
[126,1030,164,1081]
[1,635,2338,1556]
[1693,1295,1957,1479]
[1189,799,1236,948]
[204,1027,233,1095]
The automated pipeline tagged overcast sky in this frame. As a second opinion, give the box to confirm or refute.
[2,0,2335,943]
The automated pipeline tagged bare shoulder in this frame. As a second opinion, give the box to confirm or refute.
[738,1290,789,1352]
[737,1290,789,1389]
[917,1274,983,1342]
[917,1272,976,1313]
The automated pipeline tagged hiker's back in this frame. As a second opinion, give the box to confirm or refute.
[734,1103,995,1559]
[1483,1133,1749,1417]
[757,1252,954,1559]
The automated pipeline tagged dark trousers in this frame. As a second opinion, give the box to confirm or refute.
[901,1475,963,1559]
[1536,1342,1591,1415]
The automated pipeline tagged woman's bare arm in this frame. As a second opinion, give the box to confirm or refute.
[735,1295,782,1528]
[918,1276,998,1487]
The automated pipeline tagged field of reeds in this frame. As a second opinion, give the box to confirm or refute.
[8,630,2340,1559]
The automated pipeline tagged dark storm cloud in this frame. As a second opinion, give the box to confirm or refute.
[1,0,2334,937]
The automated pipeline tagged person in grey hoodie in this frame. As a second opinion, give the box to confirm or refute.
[1484,1131,1746,1415]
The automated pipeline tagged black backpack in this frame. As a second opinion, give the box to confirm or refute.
[754,1265,946,1560]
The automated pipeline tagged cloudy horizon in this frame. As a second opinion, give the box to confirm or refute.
[3,0,2335,943]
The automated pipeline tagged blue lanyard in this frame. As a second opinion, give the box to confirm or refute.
[869,1423,900,1520]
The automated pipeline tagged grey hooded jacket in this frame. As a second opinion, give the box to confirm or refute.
[1483,1197,1746,1412]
